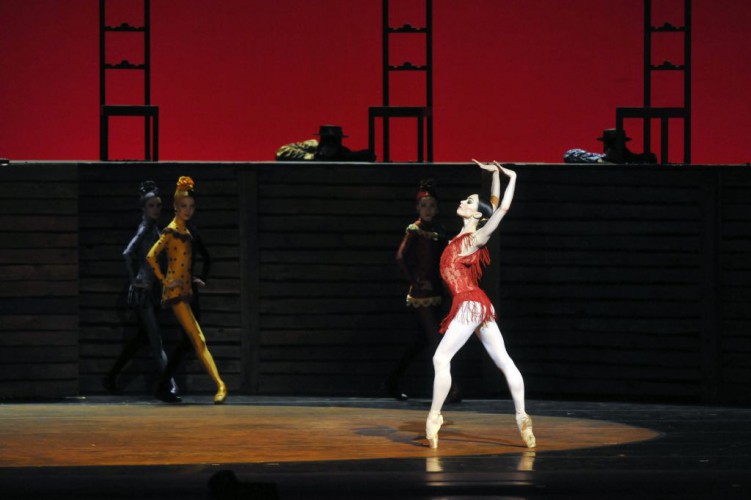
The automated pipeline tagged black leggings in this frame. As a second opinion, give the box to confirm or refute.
[108,302,172,387]
[393,305,442,379]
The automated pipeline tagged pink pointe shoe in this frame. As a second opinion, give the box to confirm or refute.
[425,411,443,449]
[516,413,536,448]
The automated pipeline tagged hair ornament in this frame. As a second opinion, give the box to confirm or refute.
[174,176,195,198]
[416,179,438,202]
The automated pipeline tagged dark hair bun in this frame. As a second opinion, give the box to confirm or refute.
[416,179,438,200]
[139,180,159,197]
[419,179,436,193]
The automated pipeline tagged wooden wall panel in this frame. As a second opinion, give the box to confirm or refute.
[2,162,750,405]
[0,165,79,399]
[496,165,707,402]
[718,169,751,404]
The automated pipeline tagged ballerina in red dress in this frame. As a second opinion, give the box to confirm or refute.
[425,160,535,449]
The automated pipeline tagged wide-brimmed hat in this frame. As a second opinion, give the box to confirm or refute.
[597,128,631,142]
[314,125,348,138]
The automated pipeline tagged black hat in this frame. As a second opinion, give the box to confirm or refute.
[314,125,348,138]
[597,128,631,142]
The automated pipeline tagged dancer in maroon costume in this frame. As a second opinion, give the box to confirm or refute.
[425,160,535,449]
[387,180,450,401]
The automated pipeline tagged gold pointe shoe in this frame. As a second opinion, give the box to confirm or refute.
[425,412,443,449]
[517,413,536,448]
[213,383,227,404]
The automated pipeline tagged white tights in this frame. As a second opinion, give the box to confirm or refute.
[430,301,526,416]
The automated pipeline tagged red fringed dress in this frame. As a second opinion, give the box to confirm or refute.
[439,232,494,333]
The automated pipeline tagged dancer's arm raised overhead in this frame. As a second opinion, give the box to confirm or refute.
[468,160,516,250]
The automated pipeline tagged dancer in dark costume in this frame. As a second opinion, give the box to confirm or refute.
[103,180,180,402]
[387,180,456,401]
[425,160,535,449]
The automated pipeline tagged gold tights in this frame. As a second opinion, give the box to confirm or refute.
[171,301,224,389]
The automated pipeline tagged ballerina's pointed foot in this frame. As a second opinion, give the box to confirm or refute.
[517,413,536,448]
[214,383,227,404]
[425,412,444,449]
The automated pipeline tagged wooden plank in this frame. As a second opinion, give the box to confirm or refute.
[256,163,482,185]
[524,376,699,398]
[0,165,77,182]
[513,330,699,350]
[513,347,700,369]
[499,266,702,283]
[261,232,405,249]
[720,221,751,238]
[81,195,239,211]
[501,284,701,300]
[259,313,414,330]
[0,233,77,249]
[510,201,702,220]
[260,329,432,346]
[0,281,77,297]
[261,281,406,297]
[0,264,78,281]
[0,364,78,380]
[0,248,77,264]
[258,249,397,266]
[0,182,78,200]
[239,170,261,394]
[260,264,401,282]
[0,297,78,315]
[520,362,701,382]
[519,185,700,204]
[0,199,77,215]
[0,331,78,347]
[79,343,238,360]
[499,234,701,252]
[257,214,431,232]
[0,346,78,363]
[0,315,78,331]
[259,345,469,363]
[0,215,77,232]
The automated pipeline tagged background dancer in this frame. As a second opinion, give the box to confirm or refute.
[425,160,535,449]
[103,180,179,402]
[387,180,457,401]
[146,176,227,404]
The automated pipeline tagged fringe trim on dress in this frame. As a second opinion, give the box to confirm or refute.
[440,289,495,333]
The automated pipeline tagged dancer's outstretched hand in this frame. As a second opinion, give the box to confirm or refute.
[493,161,516,179]
[472,159,498,172]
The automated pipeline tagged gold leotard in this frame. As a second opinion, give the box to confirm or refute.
[146,218,193,305]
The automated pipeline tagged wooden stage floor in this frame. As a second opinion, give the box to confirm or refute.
[0,397,749,499]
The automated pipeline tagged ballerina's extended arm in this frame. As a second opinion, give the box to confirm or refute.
[470,160,516,250]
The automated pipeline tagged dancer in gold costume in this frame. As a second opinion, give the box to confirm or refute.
[146,176,227,404]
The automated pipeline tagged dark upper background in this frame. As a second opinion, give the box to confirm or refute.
[0,0,748,164]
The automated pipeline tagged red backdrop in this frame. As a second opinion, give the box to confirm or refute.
[0,0,748,163]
